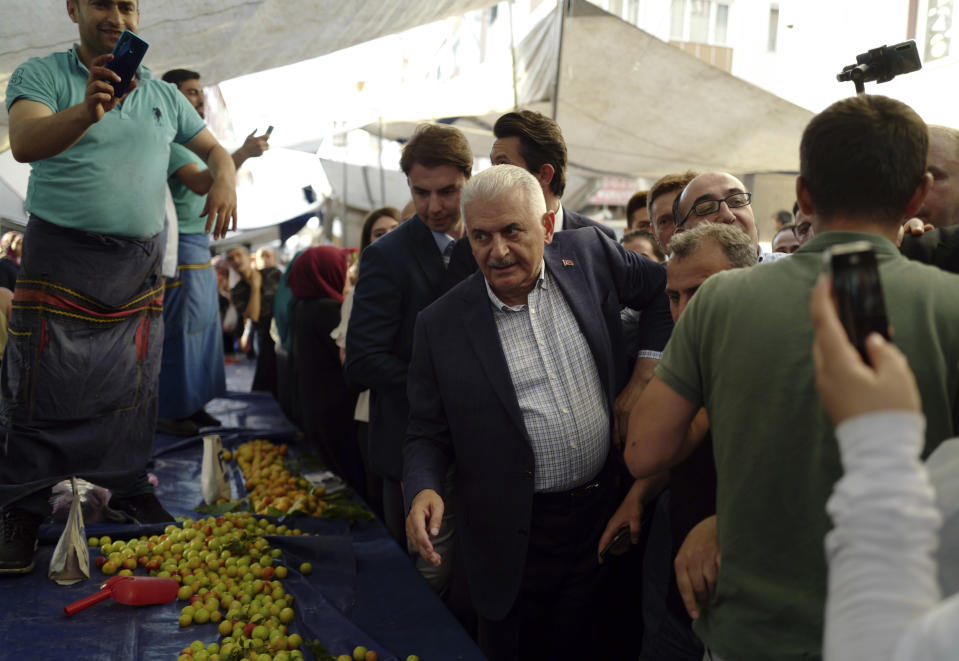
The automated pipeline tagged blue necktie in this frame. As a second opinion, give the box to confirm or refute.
[442,239,455,268]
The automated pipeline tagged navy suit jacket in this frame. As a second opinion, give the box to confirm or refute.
[901,225,959,274]
[403,227,671,619]
[344,215,448,480]
[564,207,617,239]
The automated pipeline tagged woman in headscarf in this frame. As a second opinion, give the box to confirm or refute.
[286,245,365,492]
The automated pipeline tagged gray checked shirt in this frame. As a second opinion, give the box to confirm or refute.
[485,262,609,492]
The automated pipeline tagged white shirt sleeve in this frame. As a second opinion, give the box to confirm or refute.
[162,184,180,278]
[823,410,959,661]
[927,439,959,597]
[894,595,959,660]
[330,286,354,349]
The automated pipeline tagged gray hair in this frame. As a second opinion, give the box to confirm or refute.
[460,164,547,225]
[668,223,757,268]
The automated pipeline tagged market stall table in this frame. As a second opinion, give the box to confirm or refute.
[0,391,483,661]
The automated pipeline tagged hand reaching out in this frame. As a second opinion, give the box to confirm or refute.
[202,177,238,240]
[674,514,720,620]
[239,129,270,159]
[597,479,644,563]
[896,217,933,248]
[406,489,445,567]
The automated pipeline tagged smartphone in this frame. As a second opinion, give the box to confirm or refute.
[105,30,149,97]
[600,525,631,561]
[825,241,890,363]
[265,125,274,136]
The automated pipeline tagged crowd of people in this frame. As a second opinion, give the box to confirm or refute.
[2,3,959,661]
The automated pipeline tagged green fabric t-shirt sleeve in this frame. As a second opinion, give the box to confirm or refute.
[167,142,208,234]
[5,56,60,112]
[164,89,208,235]
[168,142,203,178]
[165,82,206,146]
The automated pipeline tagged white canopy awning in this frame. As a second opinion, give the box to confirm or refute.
[547,1,813,176]
[372,0,814,178]
[0,0,497,151]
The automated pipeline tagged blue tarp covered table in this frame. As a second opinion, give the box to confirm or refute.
[0,390,484,661]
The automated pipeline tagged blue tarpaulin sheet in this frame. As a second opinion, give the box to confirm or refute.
[0,389,483,661]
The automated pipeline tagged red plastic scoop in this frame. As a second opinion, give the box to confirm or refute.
[64,576,179,616]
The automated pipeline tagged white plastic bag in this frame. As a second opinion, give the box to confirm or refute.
[48,476,90,585]
[201,435,232,505]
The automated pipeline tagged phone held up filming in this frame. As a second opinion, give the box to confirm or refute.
[105,30,149,98]
[824,241,890,364]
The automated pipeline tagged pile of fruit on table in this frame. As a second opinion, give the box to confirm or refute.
[234,440,330,517]
[88,512,384,661]
[80,433,408,660]
[90,513,303,659]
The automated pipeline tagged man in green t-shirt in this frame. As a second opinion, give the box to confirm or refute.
[625,95,959,660]
[0,0,237,575]
[157,68,270,436]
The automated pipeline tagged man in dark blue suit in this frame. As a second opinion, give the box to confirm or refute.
[345,124,472,546]
[490,109,616,237]
[404,165,671,660]
[901,225,959,274]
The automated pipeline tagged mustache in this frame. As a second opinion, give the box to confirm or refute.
[486,257,517,269]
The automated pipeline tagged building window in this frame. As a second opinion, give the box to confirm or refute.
[925,0,954,62]
[714,3,729,44]
[671,0,731,45]
[767,5,780,52]
[690,0,710,42]
[671,0,687,40]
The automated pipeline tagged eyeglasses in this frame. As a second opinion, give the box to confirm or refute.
[793,220,813,241]
[678,192,752,228]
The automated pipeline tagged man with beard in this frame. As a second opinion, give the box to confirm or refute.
[158,68,270,435]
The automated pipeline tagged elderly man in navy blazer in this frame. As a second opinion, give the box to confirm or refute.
[404,164,672,660]
[445,110,659,450]
[346,124,472,546]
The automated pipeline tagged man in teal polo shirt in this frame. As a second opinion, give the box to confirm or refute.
[157,68,270,436]
[0,0,237,574]
[625,94,959,660]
